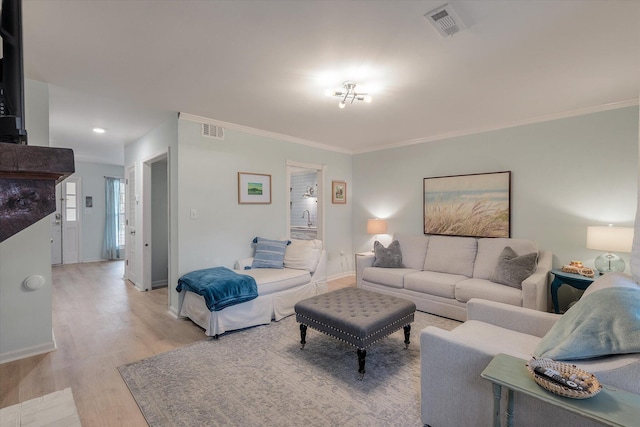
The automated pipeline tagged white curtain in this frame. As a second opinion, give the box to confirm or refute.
[632,111,640,283]
[102,177,121,260]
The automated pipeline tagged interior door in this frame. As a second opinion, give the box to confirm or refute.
[125,164,137,285]
[50,183,62,265]
[62,177,80,264]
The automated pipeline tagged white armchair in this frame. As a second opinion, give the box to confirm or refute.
[420,288,640,426]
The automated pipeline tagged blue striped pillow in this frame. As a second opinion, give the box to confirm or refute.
[251,237,291,269]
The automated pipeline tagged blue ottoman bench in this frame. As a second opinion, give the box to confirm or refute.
[294,287,416,379]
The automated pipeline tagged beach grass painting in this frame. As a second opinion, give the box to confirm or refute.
[423,171,510,238]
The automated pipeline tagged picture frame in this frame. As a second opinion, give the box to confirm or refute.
[238,172,272,204]
[423,171,511,238]
[332,180,347,204]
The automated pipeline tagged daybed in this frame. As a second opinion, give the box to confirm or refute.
[420,272,640,426]
[356,232,552,321]
[178,238,327,337]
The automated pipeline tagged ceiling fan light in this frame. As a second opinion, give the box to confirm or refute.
[338,100,346,109]
[362,95,373,103]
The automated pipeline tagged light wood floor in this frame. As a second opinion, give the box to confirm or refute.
[0,261,355,426]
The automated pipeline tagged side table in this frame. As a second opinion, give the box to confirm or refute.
[481,353,640,427]
[550,268,596,314]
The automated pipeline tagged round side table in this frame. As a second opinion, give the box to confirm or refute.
[550,268,596,314]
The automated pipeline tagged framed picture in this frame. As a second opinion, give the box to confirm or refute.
[238,172,271,204]
[423,171,511,238]
[332,180,347,204]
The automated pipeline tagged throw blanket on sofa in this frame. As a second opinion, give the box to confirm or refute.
[177,267,258,312]
[535,287,640,360]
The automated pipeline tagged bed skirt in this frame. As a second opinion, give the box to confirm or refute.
[180,280,325,336]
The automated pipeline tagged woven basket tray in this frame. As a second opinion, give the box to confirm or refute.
[526,357,601,399]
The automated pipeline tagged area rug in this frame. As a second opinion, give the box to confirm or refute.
[0,388,81,427]
[118,311,460,427]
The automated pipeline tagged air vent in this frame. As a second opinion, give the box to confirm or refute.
[202,123,225,140]
[425,4,467,38]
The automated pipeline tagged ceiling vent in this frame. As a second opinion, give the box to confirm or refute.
[425,3,467,38]
[202,123,224,140]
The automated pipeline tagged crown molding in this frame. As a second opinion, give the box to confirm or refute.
[178,112,352,155]
[354,98,639,154]
[180,99,638,157]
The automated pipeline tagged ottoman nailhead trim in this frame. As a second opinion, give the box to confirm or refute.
[296,312,414,350]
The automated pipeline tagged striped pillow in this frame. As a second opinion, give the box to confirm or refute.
[251,237,290,269]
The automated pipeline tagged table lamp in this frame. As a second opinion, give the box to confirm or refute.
[367,219,387,249]
[586,225,633,274]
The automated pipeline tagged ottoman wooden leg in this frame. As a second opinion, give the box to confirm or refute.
[299,324,307,349]
[403,324,411,348]
[357,348,367,380]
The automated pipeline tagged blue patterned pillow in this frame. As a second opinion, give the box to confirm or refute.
[251,237,291,269]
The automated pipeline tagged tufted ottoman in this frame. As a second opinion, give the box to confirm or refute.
[294,287,416,379]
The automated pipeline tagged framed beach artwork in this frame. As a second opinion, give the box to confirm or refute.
[332,180,347,204]
[238,172,271,204]
[423,171,511,238]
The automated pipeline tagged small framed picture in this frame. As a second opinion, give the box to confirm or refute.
[332,180,347,204]
[238,172,271,204]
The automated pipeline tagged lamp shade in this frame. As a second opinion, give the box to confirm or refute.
[367,219,387,235]
[586,226,633,253]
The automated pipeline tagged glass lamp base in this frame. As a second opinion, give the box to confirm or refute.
[594,253,626,275]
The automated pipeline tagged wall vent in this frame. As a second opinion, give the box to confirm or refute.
[425,3,467,38]
[202,123,225,140]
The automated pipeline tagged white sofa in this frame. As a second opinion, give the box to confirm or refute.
[356,232,552,321]
[420,272,640,427]
[179,239,327,337]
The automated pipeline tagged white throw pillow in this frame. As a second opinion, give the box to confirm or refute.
[284,239,323,272]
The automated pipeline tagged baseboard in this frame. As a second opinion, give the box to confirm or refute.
[168,306,180,318]
[0,337,57,364]
[152,279,168,288]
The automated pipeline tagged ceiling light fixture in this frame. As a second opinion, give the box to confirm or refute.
[92,127,106,134]
[325,81,372,109]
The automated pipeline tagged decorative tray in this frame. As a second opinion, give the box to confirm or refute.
[526,357,601,399]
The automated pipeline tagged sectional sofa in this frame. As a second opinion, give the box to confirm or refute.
[356,232,552,321]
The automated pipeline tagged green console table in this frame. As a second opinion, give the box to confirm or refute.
[481,353,640,427]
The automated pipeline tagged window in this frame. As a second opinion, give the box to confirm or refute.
[118,179,125,247]
[65,181,77,222]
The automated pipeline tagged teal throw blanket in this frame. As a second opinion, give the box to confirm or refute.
[535,287,640,360]
[177,267,258,312]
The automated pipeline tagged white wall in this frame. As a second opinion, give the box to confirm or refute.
[173,118,353,313]
[72,162,125,262]
[0,80,55,363]
[353,106,638,272]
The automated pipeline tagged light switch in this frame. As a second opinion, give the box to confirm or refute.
[190,209,198,219]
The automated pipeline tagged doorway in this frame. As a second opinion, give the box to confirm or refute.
[51,177,81,264]
[286,160,325,243]
[142,152,170,292]
[125,164,137,286]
